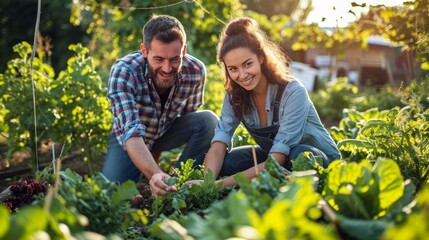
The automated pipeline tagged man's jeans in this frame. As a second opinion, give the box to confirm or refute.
[102,110,218,183]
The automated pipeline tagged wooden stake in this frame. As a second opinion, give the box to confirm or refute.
[252,145,259,175]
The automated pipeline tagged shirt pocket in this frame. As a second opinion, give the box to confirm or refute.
[167,99,187,119]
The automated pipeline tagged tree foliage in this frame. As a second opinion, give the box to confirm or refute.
[241,0,313,22]
[361,0,429,69]
[69,0,245,74]
[0,0,88,73]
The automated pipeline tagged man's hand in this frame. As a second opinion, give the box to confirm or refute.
[149,172,177,197]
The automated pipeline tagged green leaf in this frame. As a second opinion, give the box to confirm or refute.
[172,198,187,210]
[165,176,179,187]
[337,215,390,240]
[373,159,404,210]
[0,205,10,238]
[264,154,287,180]
[329,127,348,142]
[362,108,382,120]
[112,180,138,204]
[335,189,371,219]
[347,110,364,122]
[60,168,83,184]
[150,218,193,240]
[292,152,322,171]
[338,139,373,154]
[359,119,389,137]
[324,160,376,218]
[5,207,49,239]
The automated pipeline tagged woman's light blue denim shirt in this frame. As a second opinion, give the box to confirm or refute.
[211,80,341,162]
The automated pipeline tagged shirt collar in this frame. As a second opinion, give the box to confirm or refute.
[143,57,152,80]
[265,83,278,112]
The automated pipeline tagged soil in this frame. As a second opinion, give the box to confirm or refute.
[0,141,104,192]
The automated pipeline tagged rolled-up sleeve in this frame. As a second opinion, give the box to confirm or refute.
[270,81,310,155]
[211,95,240,150]
[108,65,145,149]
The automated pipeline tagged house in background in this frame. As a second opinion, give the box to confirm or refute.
[289,33,416,92]
[290,61,319,91]
[303,35,414,90]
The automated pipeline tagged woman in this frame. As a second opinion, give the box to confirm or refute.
[204,17,341,188]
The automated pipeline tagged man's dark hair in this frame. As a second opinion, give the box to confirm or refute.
[142,14,186,52]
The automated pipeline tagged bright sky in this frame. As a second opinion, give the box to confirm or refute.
[306,0,407,27]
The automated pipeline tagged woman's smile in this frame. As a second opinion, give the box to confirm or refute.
[224,47,265,91]
[240,75,254,86]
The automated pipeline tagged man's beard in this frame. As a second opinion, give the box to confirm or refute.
[152,67,180,89]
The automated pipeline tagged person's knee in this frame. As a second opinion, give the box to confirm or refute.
[196,110,218,139]
[219,160,235,177]
[102,151,141,183]
[289,144,329,168]
[199,110,218,129]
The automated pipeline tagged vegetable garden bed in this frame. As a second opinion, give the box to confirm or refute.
[1,86,428,239]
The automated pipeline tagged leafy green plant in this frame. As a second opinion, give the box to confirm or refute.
[323,158,405,220]
[333,102,429,190]
[0,172,122,239]
[51,43,112,174]
[151,157,336,240]
[310,78,359,121]
[0,41,56,172]
[322,158,415,240]
[57,169,146,236]
[382,183,429,239]
[330,107,388,143]
[292,151,328,193]
[0,41,112,174]
[152,160,224,219]
[232,155,290,215]
[173,159,204,188]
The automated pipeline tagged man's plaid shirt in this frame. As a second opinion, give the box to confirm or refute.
[107,51,206,150]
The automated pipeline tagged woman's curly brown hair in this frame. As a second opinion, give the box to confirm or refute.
[217,17,292,120]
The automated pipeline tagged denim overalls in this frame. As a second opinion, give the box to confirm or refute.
[243,85,285,151]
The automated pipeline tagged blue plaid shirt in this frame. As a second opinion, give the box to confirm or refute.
[108,51,206,150]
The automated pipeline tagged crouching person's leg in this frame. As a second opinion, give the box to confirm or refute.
[102,134,142,183]
[151,110,219,169]
[286,144,329,170]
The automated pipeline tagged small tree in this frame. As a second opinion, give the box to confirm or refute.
[0,41,56,172]
[0,42,112,175]
[51,44,112,174]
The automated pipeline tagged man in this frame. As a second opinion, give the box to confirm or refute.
[102,15,218,196]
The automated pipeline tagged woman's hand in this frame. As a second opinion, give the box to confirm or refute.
[184,179,225,188]
[149,172,177,197]
[183,179,204,187]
